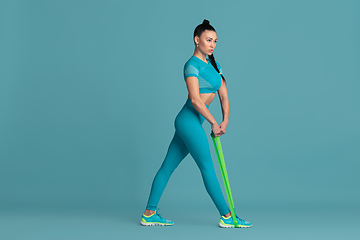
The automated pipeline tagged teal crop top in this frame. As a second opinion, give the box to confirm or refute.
[183,55,223,94]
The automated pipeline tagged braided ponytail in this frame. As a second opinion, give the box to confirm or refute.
[208,54,226,83]
[194,19,226,83]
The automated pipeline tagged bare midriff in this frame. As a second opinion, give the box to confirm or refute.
[188,92,215,106]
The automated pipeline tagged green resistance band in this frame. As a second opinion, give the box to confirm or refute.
[211,132,239,228]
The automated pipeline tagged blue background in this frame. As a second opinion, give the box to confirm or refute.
[1,0,359,239]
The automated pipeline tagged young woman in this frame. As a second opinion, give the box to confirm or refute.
[140,19,252,228]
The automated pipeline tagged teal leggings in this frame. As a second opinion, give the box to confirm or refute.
[145,99,230,216]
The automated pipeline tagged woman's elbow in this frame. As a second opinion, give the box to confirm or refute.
[190,97,202,107]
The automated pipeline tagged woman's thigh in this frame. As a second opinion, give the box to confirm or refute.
[174,104,212,170]
[158,130,189,173]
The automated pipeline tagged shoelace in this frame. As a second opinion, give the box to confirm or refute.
[155,208,165,222]
[236,217,245,224]
[157,213,164,220]
[228,214,245,224]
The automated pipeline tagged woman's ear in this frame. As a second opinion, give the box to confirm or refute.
[194,36,199,45]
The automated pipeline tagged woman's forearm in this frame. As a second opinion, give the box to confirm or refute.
[191,99,217,125]
[220,96,229,123]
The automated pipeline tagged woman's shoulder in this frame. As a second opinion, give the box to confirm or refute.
[184,55,198,64]
[184,56,200,69]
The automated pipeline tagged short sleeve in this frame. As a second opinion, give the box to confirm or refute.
[184,62,199,81]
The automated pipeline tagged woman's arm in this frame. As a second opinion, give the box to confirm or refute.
[186,76,217,125]
[217,78,229,133]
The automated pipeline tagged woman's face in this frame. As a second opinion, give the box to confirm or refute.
[195,30,217,56]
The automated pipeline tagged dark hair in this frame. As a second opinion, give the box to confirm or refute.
[194,19,226,83]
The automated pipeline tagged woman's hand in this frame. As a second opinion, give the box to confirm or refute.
[218,121,228,136]
[211,123,222,137]
[212,121,228,137]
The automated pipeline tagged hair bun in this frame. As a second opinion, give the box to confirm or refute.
[202,19,210,25]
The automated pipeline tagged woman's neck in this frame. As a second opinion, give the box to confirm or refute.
[193,49,208,63]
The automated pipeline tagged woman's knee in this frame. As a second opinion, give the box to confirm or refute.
[196,158,215,174]
[155,165,174,181]
[159,159,178,173]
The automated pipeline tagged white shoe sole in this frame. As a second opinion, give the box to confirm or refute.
[140,221,173,226]
[219,222,252,228]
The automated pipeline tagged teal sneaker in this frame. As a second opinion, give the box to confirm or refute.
[140,209,174,226]
[219,214,252,228]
